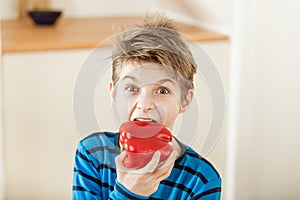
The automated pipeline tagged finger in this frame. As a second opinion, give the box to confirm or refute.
[115,151,127,166]
[115,151,128,172]
[156,161,174,181]
[157,151,178,170]
[137,151,161,173]
[154,152,177,181]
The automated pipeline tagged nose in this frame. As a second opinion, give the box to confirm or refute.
[136,92,154,113]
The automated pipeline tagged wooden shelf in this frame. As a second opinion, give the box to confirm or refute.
[1,16,229,53]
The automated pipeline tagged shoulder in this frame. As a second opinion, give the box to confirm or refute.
[78,132,120,150]
[76,132,120,167]
[177,146,221,183]
[81,131,119,142]
[167,145,221,198]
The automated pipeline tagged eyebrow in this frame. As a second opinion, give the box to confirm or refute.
[156,79,176,85]
[120,76,140,84]
[120,76,176,86]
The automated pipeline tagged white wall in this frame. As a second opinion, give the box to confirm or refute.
[227,0,300,199]
[154,0,233,34]
[0,0,159,19]
[49,0,158,18]
[0,0,233,35]
[0,0,16,19]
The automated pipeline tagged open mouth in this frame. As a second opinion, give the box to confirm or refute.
[133,117,157,123]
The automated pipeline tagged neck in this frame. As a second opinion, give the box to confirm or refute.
[172,137,182,156]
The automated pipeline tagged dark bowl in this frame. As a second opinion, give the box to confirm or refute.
[28,11,62,25]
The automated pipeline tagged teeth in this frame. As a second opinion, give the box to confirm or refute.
[135,118,151,122]
[134,118,156,123]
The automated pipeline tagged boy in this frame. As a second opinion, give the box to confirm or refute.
[72,13,221,199]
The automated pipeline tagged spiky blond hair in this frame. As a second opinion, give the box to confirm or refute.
[111,12,197,102]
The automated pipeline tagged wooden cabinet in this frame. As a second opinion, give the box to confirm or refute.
[2,50,86,199]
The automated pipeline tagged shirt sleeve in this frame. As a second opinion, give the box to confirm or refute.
[72,141,103,199]
[192,178,222,200]
[72,141,149,200]
[109,181,150,200]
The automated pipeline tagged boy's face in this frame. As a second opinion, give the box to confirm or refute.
[110,62,193,129]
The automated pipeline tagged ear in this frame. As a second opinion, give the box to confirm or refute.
[180,89,194,113]
[109,81,116,101]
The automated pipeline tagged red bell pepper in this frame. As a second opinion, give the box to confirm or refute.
[119,121,173,169]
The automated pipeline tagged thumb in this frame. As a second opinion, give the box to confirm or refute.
[115,151,128,171]
[141,151,161,173]
[130,151,161,174]
[157,151,178,170]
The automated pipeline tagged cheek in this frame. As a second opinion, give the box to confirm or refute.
[155,96,180,109]
[113,89,137,121]
[115,86,135,107]
[155,97,180,118]
[127,96,137,111]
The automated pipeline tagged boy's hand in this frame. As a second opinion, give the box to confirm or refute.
[115,151,178,197]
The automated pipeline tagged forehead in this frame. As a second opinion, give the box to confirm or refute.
[119,62,177,84]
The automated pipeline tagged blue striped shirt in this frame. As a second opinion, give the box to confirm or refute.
[72,132,221,199]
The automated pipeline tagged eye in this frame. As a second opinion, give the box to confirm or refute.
[126,85,138,93]
[156,87,169,94]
